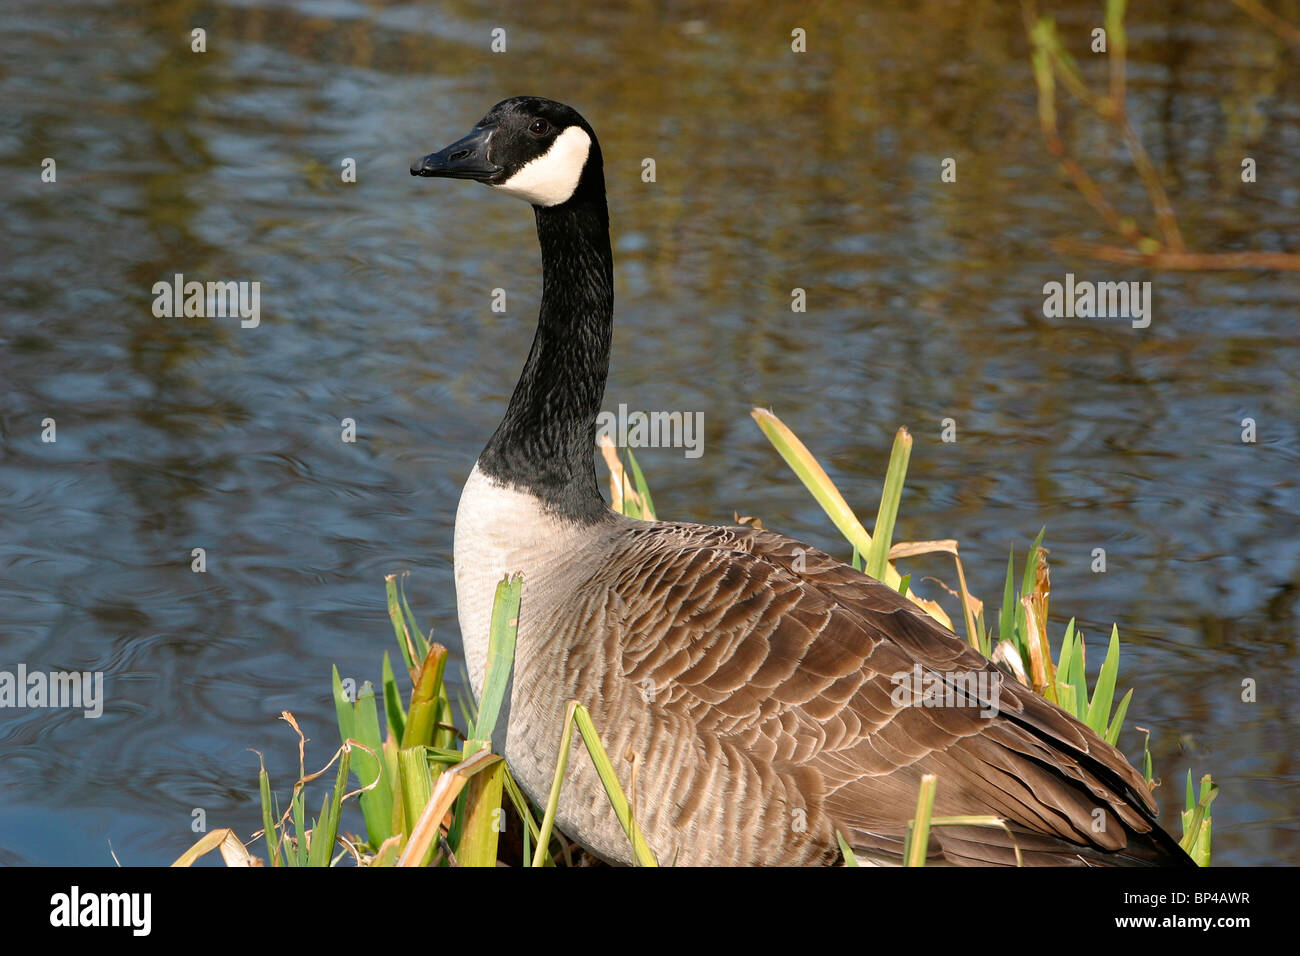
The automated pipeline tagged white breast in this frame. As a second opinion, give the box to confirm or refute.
[452,463,590,700]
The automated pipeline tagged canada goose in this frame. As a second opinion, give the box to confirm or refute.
[410,96,1193,867]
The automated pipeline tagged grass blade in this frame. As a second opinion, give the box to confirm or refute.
[1086,625,1122,735]
[331,665,354,746]
[1105,687,1134,746]
[403,643,448,749]
[1138,726,1154,785]
[472,574,522,743]
[1056,618,1076,683]
[1069,632,1088,722]
[1020,528,1046,600]
[999,548,1017,653]
[291,787,307,867]
[926,816,1023,866]
[256,752,281,867]
[903,774,938,867]
[385,573,418,675]
[307,745,350,867]
[1179,772,1218,865]
[625,447,657,521]
[383,734,404,842]
[171,828,259,867]
[398,574,431,663]
[751,408,890,584]
[351,681,392,844]
[457,757,507,867]
[397,749,501,867]
[866,427,912,580]
[381,651,406,743]
[837,831,859,867]
[397,746,434,864]
[573,703,658,867]
[532,700,580,868]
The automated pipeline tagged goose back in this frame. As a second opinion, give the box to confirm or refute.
[455,473,1186,866]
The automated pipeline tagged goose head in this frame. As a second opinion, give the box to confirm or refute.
[410,96,602,208]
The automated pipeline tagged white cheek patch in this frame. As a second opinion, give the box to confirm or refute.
[492,126,592,207]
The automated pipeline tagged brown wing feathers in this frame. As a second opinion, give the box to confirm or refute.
[593,521,1192,866]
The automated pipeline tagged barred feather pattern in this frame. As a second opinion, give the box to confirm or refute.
[463,509,1191,867]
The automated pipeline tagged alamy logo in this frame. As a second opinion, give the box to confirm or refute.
[0,665,103,718]
[889,663,1001,719]
[1042,273,1151,328]
[50,886,150,936]
[152,273,261,328]
[596,403,704,459]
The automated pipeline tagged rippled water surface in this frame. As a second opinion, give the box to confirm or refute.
[1,0,1296,865]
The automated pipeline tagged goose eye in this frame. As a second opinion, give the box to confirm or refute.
[528,118,550,137]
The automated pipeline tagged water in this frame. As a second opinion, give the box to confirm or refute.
[1,0,1296,866]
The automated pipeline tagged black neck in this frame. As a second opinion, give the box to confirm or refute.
[477,185,614,522]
